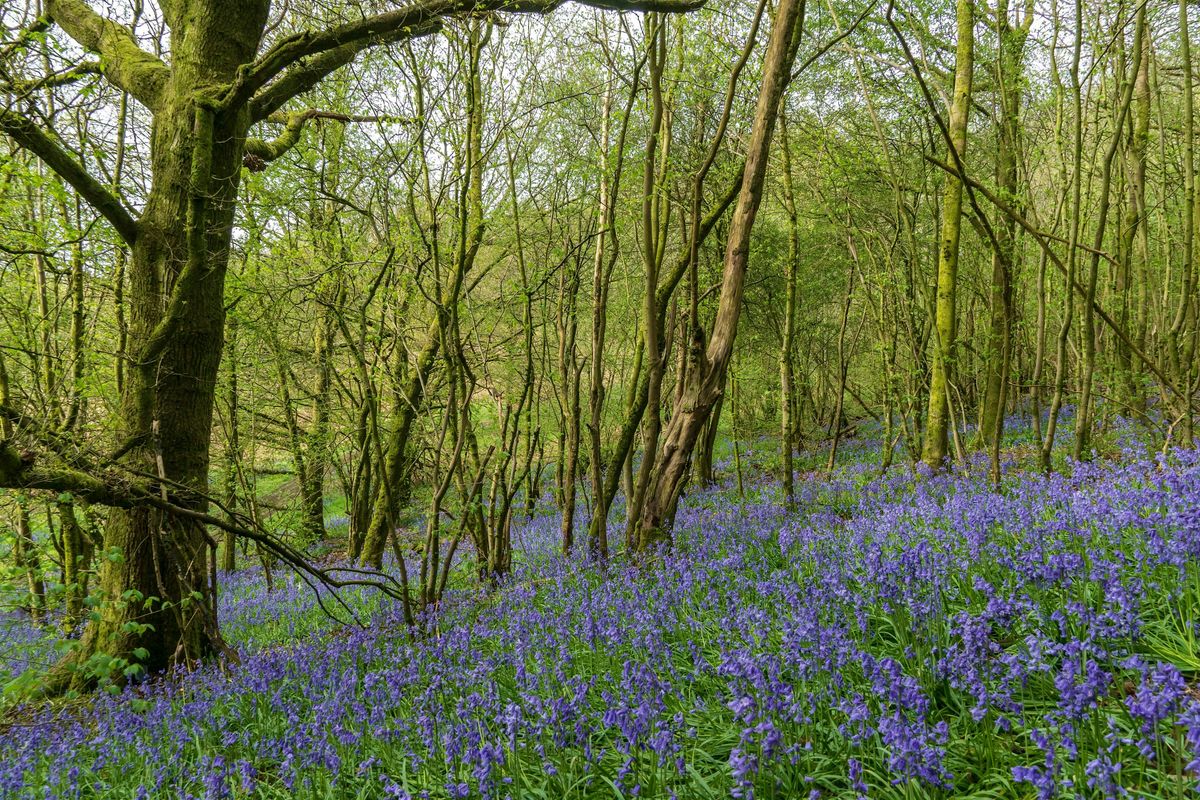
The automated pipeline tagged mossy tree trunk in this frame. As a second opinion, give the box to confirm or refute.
[979,0,1032,476]
[778,108,799,501]
[55,1,272,688]
[922,0,974,470]
[1168,0,1197,447]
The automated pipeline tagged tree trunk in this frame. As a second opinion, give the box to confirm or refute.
[221,318,240,572]
[828,225,857,472]
[1040,0,1084,470]
[980,0,1032,476]
[586,73,626,559]
[1116,6,1150,416]
[628,14,671,536]
[46,1,272,691]
[58,496,89,630]
[1074,11,1143,458]
[696,385,725,485]
[922,0,974,470]
[778,108,799,500]
[1168,0,1197,447]
[634,0,806,548]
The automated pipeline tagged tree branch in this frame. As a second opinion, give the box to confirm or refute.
[0,16,52,62]
[0,438,413,621]
[230,2,464,111]
[243,109,413,168]
[249,22,442,121]
[45,0,170,111]
[243,109,310,165]
[0,438,129,505]
[233,0,704,115]
[0,110,139,246]
[0,61,101,97]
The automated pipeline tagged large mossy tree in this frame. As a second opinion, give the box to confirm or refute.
[0,0,698,692]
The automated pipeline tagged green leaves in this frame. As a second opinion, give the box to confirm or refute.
[119,620,154,636]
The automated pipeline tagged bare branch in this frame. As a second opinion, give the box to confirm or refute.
[790,1,875,79]
[0,16,52,63]
[0,438,413,620]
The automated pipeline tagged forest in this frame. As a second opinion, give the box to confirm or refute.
[1,0,1199,796]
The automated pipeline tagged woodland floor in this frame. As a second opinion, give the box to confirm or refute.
[2,420,1200,798]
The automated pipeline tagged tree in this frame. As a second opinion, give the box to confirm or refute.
[921,0,973,470]
[633,0,806,547]
[979,0,1033,481]
[0,0,702,691]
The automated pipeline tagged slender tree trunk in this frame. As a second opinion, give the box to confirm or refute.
[778,109,799,500]
[1041,0,1084,470]
[301,302,337,542]
[980,0,1032,477]
[1074,11,1143,458]
[696,382,725,485]
[1169,0,1197,446]
[628,15,671,535]
[551,191,582,553]
[221,318,240,572]
[828,225,857,472]
[1116,6,1150,416]
[922,0,974,470]
[269,331,318,540]
[58,496,87,630]
[586,73,623,560]
[730,364,745,497]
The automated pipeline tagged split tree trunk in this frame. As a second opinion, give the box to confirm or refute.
[634,0,807,548]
